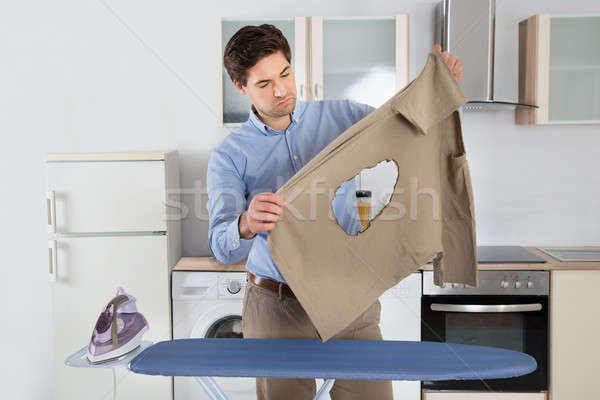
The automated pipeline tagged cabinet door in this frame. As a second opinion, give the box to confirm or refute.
[311,16,409,107]
[517,15,600,124]
[548,16,600,123]
[379,273,421,400]
[220,18,298,125]
[51,235,171,400]
[294,16,308,102]
[379,273,421,340]
[46,161,167,233]
[550,270,600,400]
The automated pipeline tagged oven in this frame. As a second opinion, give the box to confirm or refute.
[421,270,549,392]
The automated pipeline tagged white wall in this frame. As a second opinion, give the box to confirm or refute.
[1,0,598,398]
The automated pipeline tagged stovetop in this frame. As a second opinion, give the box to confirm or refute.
[427,246,547,264]
[477,246,546,263]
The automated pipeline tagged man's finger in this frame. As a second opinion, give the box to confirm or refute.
[255,222,277,231]
[256,192,287,206]
[446,57,457,72]
[255,202,284,215]
[454,63,463,80]
[250,211,279,222]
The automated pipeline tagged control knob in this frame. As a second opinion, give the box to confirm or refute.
[227,280,242,294]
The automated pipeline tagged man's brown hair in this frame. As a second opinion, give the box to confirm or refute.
[223,24,292,87]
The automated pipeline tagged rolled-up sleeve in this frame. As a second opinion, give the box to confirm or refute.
[206,148,254,264]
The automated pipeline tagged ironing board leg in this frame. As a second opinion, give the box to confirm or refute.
[194,377,230,400]
[314,379,336,400]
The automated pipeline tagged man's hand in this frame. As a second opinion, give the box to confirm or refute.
[433,44,463,82]
[239,192,287,239]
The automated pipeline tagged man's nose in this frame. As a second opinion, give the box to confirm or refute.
[273,80,287,97]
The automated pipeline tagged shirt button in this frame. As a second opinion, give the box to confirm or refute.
[293,155,298,160]
[232,239,240,248]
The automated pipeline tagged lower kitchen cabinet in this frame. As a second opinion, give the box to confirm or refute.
[550,270,600,400]
[422,391,547,399]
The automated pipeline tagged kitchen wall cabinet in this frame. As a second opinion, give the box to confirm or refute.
[220,16,409,126]
[550,270,600,400]
[310,16,408,106]
[516,15,600,125]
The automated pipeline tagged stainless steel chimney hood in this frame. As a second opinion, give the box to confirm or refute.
[435,0,538,112]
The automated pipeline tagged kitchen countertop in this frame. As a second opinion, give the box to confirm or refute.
[173,247,600,272]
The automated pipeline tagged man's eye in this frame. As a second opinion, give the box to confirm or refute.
[281,74,289,78]
[259,83,268,88]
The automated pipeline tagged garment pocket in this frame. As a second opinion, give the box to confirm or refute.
[448,152,475,219]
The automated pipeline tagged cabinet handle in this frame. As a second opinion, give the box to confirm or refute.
[46,190,56,233]
[314,83,319,100]
[299,84,304,100]
[48,240,57,282]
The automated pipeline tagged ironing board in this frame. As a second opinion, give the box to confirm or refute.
[128,338,537,400]
[65,340,153,400]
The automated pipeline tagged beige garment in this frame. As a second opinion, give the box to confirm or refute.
[267,50,478,341]
[242,278,393,400]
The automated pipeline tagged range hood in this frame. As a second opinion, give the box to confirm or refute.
[435,0,538,112]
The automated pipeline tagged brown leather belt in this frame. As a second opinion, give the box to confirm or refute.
[247,272,296,299]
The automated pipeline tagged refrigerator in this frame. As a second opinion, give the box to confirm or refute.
[46,152,181,400]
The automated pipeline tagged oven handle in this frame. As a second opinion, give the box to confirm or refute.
[430,303,543,313]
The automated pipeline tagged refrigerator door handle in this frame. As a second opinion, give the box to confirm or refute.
[48,240,57,281]
[46,190,56,233]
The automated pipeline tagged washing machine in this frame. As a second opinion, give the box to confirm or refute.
[172,270,255,400]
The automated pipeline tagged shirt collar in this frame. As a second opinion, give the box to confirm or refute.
[391,50,466,135]
[248,100,308,136]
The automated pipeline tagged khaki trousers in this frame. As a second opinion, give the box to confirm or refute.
[242,277,393,400]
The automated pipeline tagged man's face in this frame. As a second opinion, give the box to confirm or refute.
[234,50,297,119]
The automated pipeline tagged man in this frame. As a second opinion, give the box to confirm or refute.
[207,24,462,400]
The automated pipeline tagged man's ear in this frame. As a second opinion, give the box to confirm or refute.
[233,80,247,95]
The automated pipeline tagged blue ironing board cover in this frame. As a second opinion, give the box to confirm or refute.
[129,339,537,381]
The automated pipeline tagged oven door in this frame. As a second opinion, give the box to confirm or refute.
[421,295,548,391]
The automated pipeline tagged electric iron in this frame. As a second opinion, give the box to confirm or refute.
[87,287,149,363]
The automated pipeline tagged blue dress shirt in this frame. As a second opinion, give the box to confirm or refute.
[206,99,375,283]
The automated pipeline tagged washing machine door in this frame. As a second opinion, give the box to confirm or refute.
[190,302,243,339]
[205,315,242,339]
[190,302,254,395]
